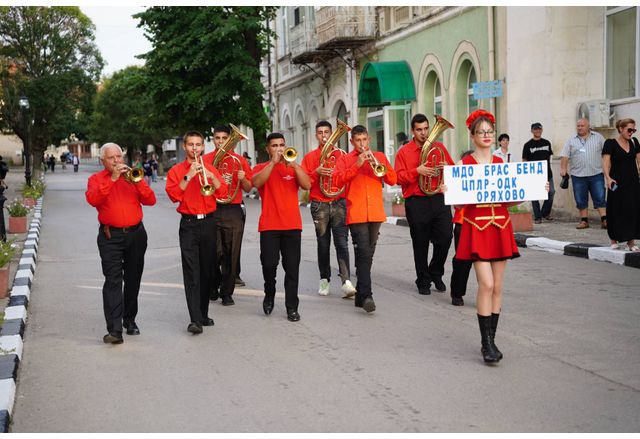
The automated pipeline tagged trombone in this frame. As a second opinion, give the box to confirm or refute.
[195,152,215,196]
[362,146,387,177]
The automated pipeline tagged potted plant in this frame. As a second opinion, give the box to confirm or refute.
[391,193,406,217]
[7,199,29,234]
[22,182,43,208]
[0,240,16,298]
[508,204,533,232]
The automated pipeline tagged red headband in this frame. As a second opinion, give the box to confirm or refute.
[466,109,496,130]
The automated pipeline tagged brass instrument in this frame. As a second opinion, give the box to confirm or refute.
[283,147,298,162]
[319,118,350,198]
[418,114,454,195]
[124,166,144,183]
[363,146,387,177]
[196,152,215,196]
[212,123,248,204]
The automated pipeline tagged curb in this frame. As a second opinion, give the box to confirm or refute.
[385,216,640,269]
[0,197,42,432]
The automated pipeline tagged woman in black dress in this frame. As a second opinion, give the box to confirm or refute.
[602,118,640,251]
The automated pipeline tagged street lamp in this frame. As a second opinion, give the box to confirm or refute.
[18,95,31,187]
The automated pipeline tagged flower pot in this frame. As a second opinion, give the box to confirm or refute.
[23,197,36,208]
[9,216,28,234]
[0,265,9,298]
[509,212,533,233]
[391,203,406,217]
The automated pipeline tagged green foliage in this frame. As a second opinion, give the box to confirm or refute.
[6,199,28,217]
[22,180,44,198]
[507,203,529,214]
[135,6,277,141]
[0,239,16,268]
[392,193,405,204]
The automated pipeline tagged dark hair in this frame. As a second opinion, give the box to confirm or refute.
[266,132,285,144]
[460,150,474,159]
[183,130,205,144]
[351,125,368,137]
[498,133,510,142]
[213,125,231,135]
[315,120,332,130]
[411,113,429,129]
[469,117,495,135]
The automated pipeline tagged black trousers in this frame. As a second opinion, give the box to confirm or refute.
[450,223,472,297]
[179,215,217,323]
[260,230,301,310]
[349,222,382,303]
[405,194,453,289]
[213,204,245,298]
[97,223,147,333]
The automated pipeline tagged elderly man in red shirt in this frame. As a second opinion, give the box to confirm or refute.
[252,132,311,322]
[86,143,156,344]
[334,125,397,313]
[166,131,227,335]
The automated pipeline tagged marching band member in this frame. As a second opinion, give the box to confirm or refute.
[252,133,311,322]
[86,143,156,344]
[301,120,356,298]
[394,114,455,296]
[334,125,397,313]
[204,125,252,306]
[166,131,227,334]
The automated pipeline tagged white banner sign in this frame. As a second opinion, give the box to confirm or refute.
[443,160,548,206]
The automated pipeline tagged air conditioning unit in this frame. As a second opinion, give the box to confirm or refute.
[576,100,615,128]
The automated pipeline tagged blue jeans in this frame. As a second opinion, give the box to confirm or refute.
[310,199,350,282]
[571,173,606,210]
[532,176,555,219]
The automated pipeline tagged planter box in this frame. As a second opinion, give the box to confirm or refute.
[391,203,406,217]
[510,212,533,232]
[8,216,28,234]
[23,197,36,208]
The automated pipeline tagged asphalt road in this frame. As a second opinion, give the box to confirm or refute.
[10,165,640,432]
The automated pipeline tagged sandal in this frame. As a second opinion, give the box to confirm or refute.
[610,243,619,249]
[627,245,640,252]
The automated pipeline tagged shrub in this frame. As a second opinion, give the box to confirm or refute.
[6,199,28,217]
[0,240,16,268]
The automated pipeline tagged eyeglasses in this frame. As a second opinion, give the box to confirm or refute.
[475,130,495,137]
[627,128,637,134]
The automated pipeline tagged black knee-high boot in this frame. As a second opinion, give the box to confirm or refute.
[478,314,500,363]
[491,313,503,360]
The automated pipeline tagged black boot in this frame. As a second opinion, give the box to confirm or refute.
[477,314,500,363]
[491,313,503,360]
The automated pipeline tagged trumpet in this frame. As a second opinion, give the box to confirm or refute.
[362,146,387,177]
[124,166,144,183]
[283,147,298,163]
[196,152,215,196]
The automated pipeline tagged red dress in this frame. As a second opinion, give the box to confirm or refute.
[455,154,520,261]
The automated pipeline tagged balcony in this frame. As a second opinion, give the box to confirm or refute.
[316,6,377,50]
[289,20,334,64]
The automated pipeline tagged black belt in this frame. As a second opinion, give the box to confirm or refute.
[181,212,215,220]
[101,222,141,233]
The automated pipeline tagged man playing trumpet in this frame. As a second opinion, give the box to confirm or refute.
[166,131,227,334]
[301,120,356,298]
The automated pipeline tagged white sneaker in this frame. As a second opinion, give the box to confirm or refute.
[341,280,356,298]
[318,278,330,296]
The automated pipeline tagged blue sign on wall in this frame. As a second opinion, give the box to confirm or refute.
[472,80,503,99]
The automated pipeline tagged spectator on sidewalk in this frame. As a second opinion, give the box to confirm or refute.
[72,154,80,172]
[523,122,555,224]
[560,118,607,230]
[602,118,640,252]
[0,156,9,180]
[493,133,512,163]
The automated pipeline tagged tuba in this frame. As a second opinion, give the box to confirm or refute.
[212,124,248,204]
[319,118,350,198]
[418,115,454,195]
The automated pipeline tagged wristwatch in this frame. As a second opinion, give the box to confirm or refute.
[183,175,190,182]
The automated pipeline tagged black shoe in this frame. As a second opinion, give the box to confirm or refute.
[221,296,235,306]
[103,332,123,344]
[433,278,446,292]
[201,318,215,327]
[187,322,203,334]
[418,286,431,295]
[209,289,220,301]
[451,296,464,306]
[263,297,274,316]
[286,308,300,322]
[354,300,363,308]
[123,321,140,335]
[235,277,246,287]
[362,297,376,313]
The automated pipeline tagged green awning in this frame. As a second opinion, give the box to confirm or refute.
[358,61,416,107]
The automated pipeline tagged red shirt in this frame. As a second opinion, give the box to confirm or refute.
[334,149,398,225]
[86,169,156,227]
[165,159,228,215]
[253,162,303,232]
[453,206,465,225]
[202,150,253,204]
[394,138,454,198]
[301,146,346,202]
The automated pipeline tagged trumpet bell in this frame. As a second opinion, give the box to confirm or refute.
[126,167,144,183]
[284,147,297,162]
[201,184,215,196]
[373,164,387,177]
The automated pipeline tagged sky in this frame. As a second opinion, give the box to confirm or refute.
[80,6,152,77]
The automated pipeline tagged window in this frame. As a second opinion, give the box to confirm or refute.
[606,7,638,99]
[434,78,442,115]
[293,7,303,27]
[467,67,478,114]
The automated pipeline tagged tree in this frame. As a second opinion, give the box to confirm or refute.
[135,6,276,143]
[90,66,172,163]
[0,6,103,180]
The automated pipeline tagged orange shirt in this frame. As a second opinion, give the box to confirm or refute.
[334,149,397,225]
[86,169,156,227]
[202,150,253,204]
[165,159,228,215]
[301,146,346,202]
[394,138,454,198]
[253,162,303,232]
